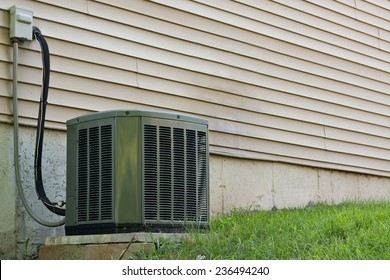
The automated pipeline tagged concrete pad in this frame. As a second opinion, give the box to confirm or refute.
[45,232,188,245]
[40,232,187,260]
[39,243,154,260]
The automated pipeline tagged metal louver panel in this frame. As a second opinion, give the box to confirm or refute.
[159,126,172,221]
[186,130,197,222]
[173,128,185,221]
[143,125,158,220]
[197,131,208,222]
[77,125,113,223]
[77,129,88,222]
[101,125,113,220]
[143,123,209,224]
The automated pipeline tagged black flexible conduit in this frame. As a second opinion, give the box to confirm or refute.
[32,26,65,216]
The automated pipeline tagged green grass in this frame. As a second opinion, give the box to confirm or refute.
[134,201,390,260]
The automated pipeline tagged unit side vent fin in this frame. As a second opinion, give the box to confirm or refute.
[77,125,113,223]
[143,124,208,224]
[144,125,158,220]
[197,131,208,222]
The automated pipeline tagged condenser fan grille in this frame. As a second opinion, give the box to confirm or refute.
[143,124,209,224]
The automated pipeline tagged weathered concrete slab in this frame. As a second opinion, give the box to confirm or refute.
[39,243,153,260]
[39,233,188,260]
[45,232,188,245]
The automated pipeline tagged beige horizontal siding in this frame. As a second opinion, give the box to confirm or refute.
[1,0,390,176]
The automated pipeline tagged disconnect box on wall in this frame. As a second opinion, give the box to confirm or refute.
[10,5,33,41]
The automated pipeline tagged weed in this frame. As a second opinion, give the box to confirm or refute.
[17,238,38,260]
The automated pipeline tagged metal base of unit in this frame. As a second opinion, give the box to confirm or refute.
[65,223,209,236]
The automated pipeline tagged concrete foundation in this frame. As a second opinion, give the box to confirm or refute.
[0,124,17,259]
[0,123,65,259]
[210,155,390,214]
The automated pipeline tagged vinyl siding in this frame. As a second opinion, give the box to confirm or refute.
[1,0,390,176]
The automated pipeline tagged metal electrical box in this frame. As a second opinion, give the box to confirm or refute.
[9,5,33,41]
[65,110,209,235]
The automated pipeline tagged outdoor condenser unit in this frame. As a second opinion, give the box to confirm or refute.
[65,110,209,235]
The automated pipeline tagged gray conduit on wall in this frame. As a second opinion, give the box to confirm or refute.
[12,39,65,227]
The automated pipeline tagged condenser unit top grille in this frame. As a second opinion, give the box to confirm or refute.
[66,109,208,126]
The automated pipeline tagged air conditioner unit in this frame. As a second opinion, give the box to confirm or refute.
[65,110,209,235]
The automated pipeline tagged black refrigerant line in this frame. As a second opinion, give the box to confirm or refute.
[32,26,66,216]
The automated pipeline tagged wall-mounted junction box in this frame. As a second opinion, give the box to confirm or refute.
[10,5,33,41]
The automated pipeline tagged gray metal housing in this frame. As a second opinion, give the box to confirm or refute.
[65,110,209,235]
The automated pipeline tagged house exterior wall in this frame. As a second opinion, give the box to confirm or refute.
[1,0,390,258]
